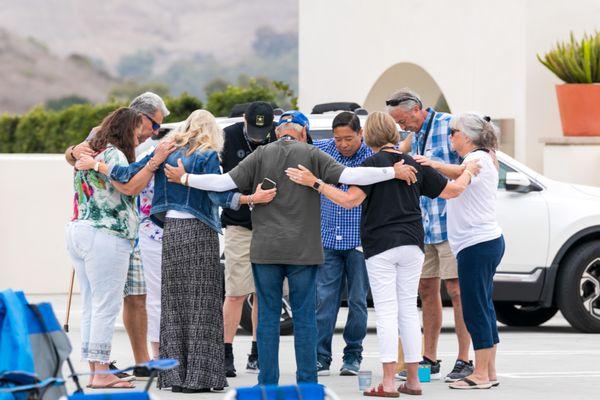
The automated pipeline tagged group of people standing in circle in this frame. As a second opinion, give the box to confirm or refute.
[63,87,505,396]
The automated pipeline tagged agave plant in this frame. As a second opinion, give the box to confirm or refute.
[537,31,600,83]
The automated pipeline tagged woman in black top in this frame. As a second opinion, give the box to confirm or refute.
[286,112,479,397]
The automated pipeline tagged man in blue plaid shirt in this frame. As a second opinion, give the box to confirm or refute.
[388,89,474,382]
[313,112,372,376]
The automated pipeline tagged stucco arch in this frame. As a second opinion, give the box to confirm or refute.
[363,62,450,114]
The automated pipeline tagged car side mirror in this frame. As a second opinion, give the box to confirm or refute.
[505,172,533,193]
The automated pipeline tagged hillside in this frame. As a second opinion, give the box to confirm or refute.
[0,29,119,114]
[0,0,298,70]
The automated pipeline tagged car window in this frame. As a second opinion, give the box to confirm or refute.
[498,161,516,190]
[310,129,333,140]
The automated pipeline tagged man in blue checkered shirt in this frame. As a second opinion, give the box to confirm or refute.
[312,112,372,377]
[388,89,474,382]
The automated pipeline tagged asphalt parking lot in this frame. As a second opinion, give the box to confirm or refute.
[35,294,599,399]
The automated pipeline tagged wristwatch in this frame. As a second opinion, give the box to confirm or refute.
[312,179,323,191]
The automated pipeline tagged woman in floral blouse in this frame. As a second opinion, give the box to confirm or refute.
[66,107,170,389]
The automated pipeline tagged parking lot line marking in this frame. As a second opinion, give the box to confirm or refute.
[357,350,600,358]
[499,371,600,379]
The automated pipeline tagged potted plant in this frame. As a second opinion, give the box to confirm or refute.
[538,31,600,136]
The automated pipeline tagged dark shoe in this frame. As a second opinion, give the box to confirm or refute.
[108,361,135,382]
[246,353,259,374]
[133,366,152,381]
[395,357,441,381]
[444,359,474,382]
[225,348,237,378]
[182,387,211,393]
[340,354,361,376]
[317,360,330,376]
[171,385,183,393]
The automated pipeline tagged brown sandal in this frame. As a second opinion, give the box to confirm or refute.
[89,379,135,389]
[397,382,422,396]
[364,384,400,398]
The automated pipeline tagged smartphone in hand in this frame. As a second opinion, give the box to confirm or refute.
[261,177,276,190]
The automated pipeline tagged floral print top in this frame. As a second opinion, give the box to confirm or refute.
[72,145,138,239]
[138,176,163,241]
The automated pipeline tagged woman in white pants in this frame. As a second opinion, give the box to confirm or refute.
[286,112,479,397]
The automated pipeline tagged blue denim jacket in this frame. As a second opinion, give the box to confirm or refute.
[109,147,238,234]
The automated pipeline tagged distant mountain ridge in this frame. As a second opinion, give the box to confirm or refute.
[0,29,119,114]
[0,0,298,71]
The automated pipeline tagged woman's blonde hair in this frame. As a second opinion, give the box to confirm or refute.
[363,111,400,149]
[166,109,224,156]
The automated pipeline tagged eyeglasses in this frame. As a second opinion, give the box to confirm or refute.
[143,113,161,131]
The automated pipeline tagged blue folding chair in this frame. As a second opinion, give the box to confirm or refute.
[0,289,179,400]
[0,371,64,400]
[223,384,341,400]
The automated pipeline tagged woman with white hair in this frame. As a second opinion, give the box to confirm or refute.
[414,113,504,390]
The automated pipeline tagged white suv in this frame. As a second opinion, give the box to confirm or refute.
[159,111,600,333]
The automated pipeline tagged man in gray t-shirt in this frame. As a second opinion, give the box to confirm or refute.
[165,110,416,386]
[229,135,344,266]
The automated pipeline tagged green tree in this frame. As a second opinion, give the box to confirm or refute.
[204,78,230,96]
[164,93,204,123]
[205,80,277,117]
[45,95,90,111]
[108,81,170,103]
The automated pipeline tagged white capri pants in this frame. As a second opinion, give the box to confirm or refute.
[139,231,163,343]
[366,245,424,363]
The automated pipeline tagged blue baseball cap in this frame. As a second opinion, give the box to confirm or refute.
[278,111,310,132]
[277,111,312,143]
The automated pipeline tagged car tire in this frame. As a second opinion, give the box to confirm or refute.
[494,302,558,327]
[556,241,600,333]
[239,294,294,336]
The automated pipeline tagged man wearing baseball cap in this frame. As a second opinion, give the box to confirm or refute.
[221,101,278,377]
[164,109,418,385]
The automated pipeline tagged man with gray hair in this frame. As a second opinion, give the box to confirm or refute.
[163,110,417,386]
[64,92,170,378]
[386,88,473,382]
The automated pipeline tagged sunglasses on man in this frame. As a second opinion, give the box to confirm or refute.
[385,96,423,109]
[143,113,161,131]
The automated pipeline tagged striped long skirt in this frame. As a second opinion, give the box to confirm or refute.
[158,217,227,390]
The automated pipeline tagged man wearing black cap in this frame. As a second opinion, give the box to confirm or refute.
[220,101,278,377]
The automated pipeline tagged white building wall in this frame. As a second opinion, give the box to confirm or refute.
[0,155,76,294]
[299,0,600,171]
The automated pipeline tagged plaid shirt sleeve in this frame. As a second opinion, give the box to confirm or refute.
[413,110,459,244]
[315,139,372,250]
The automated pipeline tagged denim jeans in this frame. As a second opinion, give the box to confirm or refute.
[317,248,369,366]
[457,236,505,350]
[65,221,131,363]
[252,263,318,385]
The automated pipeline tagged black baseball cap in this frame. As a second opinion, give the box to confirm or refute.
[245,101,274,142]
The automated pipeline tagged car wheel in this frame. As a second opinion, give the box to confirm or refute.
[494,302,558,327]
[556,241,600,333]
[239,294,294,336]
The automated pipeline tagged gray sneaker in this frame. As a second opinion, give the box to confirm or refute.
[317,360,330,376]
[340,355,361,376]
[395,357,441,380]
[444,359,474,382]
